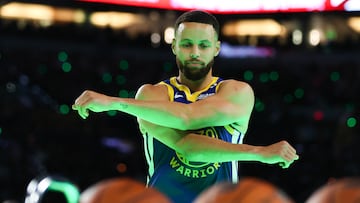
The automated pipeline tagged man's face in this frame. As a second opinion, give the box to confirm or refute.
[172,22,220,81]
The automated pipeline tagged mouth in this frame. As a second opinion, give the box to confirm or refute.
[186,60,204,66]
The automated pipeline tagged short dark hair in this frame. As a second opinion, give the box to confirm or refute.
[175,10,220,38]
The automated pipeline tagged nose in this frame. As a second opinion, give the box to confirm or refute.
[190,46,200,59]
[190,53,199,59]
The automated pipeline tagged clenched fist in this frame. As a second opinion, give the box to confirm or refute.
[72,90,114,119]
[257,140,299,169]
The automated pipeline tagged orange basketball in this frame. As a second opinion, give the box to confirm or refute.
[306,177,360,203]
[195,177,294,203]
[79,177,171,203]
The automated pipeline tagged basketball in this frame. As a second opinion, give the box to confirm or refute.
[79,177,171,203]
[195,177,294,203]
[306,177,360,203]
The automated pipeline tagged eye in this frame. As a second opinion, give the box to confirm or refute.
[199,44,210,49]
[180,43,192,48]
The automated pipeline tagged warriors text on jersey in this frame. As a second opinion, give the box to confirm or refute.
[142,77,245,203]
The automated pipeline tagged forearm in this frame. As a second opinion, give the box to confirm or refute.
[138,118,186,150]
[178,135,300,169]
[73,81,254,131]
[111,97,189,130]
[140,119,264,163]
[72,89,189,129]
[176,133,264,163]
[140,119,298,168]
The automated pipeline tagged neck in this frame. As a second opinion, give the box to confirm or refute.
[177,71,213,93]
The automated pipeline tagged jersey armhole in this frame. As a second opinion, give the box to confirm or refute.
[158,81,174,102]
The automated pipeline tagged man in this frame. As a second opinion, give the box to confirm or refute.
[72,10,299,203]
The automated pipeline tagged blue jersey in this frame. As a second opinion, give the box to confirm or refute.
[142,77,245,203]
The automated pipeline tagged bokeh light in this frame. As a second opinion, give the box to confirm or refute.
[330,71,340,82]
[118,89,129,98]
[346,117,357,128]
[269,71,279,81]
[58,51,68,62]
[294,88,304,99]
[62,62,72,72]
[59,104,70,115]
[119,60,129,70]
[116,75,126,85]
[313,110,324,121]
[243,70,254,81]
[255,99,265,112]
[102,73,112,83]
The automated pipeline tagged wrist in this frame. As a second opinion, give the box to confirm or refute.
[111,97,129,111]
[248,145,266,162]
[237,144,264,162]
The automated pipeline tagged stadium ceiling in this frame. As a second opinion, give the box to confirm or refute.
[1,0,360,48]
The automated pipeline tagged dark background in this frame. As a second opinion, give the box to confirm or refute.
[0,1,359,202]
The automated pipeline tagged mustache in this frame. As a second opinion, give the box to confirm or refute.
[185,59,204,64]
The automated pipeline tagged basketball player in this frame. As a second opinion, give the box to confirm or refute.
[72,10,299,203]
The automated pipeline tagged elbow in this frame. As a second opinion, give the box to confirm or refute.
[176,114,193,131]
[174,138,200,162]
[175,105,201,130]
[177,113,201,130]
[178,148,200,162]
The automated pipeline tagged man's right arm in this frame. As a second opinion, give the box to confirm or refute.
[72,80,254,131]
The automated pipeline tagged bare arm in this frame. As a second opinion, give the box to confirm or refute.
[136,84,298,169]
[177,133,299,168]
[141,120,298,168]
[72,80,254,131]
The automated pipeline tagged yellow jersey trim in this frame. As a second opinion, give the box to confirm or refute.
[168,77,219,102]
[158,81,174,102]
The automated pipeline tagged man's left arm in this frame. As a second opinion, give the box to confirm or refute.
[140,119,298,169]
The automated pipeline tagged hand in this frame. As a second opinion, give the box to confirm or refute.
[258,140,299,169]
[72,90,113,119]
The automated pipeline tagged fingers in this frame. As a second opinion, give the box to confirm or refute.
[73,91,89,107]
[80,107,89,119]
[286,148,299,161]
[279,162,287,169]
[288,144,297,156]
[280,140,296,154]
[284,154,298,169]
[72,104,88,119]
[280,161,291,169]
[279,141,299,169]
[281,156,295,169]
[72,91,92,119]
[279,159,294,169]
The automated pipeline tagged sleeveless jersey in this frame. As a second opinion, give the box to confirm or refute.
[142,77,245,203]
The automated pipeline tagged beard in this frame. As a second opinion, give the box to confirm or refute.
[176,58,214,81]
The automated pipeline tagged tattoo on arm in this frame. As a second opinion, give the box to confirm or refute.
[120,103,128,109]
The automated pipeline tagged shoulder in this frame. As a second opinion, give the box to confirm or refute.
[218,79,254,96]
[135,83,169,101]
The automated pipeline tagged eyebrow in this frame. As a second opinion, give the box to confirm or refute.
[180,39,212,43]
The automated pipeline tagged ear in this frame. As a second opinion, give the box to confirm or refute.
[171,38,176,55]
[214,41,221,57]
